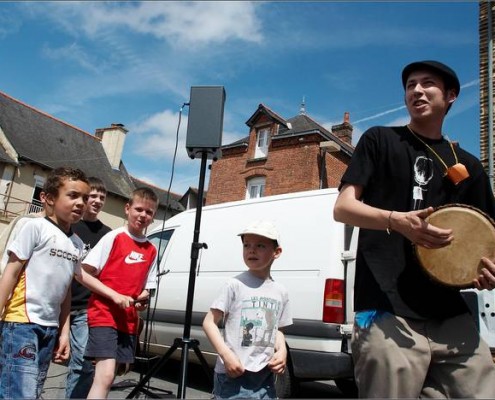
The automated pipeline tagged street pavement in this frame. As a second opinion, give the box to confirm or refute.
[42,358,348,399]
[42,358,213,399]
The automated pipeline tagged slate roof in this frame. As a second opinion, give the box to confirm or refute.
[0,91,135,199]
[0,145,16,164]
[223,106,354,156]
[130,176,184,212]
[177,186,207,208]
[221,136,249,150]
[245,103,289,128]
[278,114,354,156]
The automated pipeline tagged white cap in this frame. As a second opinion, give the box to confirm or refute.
[238,220,280,245]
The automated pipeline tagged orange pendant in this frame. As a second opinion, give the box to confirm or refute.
[446,163,469,185]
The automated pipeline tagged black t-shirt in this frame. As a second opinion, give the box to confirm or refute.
[71,219,112,311]
[341,125,495,319]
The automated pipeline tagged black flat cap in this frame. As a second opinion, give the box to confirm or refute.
[401,60,460,96]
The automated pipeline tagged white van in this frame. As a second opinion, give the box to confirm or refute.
[142,188,495,398]
[143,188,357,397]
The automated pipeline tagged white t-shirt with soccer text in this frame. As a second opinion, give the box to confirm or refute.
[3,217,84,327]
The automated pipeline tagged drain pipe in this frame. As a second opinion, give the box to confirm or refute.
[488,1,494,190]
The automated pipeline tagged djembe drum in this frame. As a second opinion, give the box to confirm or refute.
[415,204,495,288]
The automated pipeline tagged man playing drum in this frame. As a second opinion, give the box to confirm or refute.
[334,60,495,398]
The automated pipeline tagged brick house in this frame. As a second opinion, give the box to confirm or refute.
[206,103,354,206]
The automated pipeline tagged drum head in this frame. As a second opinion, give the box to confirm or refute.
[415,205,495,288]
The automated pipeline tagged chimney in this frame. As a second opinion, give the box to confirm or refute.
[331,112,353,145]
[95,123,128,170]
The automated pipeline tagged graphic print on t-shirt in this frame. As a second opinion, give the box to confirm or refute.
[124,250,146,264]
[412,155,434,210]
[239,296,280,348]
[82,243,91,258]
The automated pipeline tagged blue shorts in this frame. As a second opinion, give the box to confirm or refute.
[213,367,276,399]
[84,327,136,364]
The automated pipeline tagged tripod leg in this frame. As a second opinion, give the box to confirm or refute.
[126,341,179,399]
[190,339,213,382]
[177,340,190,399]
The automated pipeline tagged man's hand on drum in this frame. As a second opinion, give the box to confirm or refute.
[393,207,453,248]
[473,257,495,290]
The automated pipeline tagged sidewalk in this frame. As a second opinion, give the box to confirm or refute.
[42,360,213,399]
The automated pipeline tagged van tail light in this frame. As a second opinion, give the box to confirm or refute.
[322,279,345,323]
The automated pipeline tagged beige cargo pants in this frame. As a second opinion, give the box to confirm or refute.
[352,312,495,398]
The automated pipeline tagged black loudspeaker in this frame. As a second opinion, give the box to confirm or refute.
[186,86,226,160]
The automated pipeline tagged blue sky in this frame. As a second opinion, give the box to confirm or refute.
[0,1,481,195]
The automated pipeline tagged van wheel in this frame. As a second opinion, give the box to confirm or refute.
[275,356,298,398]
[334,378,358,398]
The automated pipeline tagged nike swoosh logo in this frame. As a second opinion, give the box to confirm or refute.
[124,255,145,264]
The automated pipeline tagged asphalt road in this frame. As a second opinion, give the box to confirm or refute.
[43,358,349,399]
[43,359,211,399]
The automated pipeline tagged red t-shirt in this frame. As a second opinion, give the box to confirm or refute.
[85,227,157,334]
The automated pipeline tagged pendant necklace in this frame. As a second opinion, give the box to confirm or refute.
[406,125,469,185]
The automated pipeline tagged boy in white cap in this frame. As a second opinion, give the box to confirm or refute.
[203,220,292,399]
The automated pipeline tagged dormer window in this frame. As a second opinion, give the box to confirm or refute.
[254,128,270,159]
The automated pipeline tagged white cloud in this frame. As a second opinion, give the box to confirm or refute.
[15,2,265,124]
[462,79,479,89]
[129,105,246,162]
[129,109,190,164]
[41,42,100,74]
[0,10,22,38]
[125,104,245,195]
[21,2,263,48]
[118,2,264,47]
[353,105,407,124]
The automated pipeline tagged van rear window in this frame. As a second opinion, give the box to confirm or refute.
[148,230,174,264]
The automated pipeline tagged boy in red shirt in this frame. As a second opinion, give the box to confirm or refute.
[76,187,158,399]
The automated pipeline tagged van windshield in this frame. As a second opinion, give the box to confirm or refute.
[148,229,174,265]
